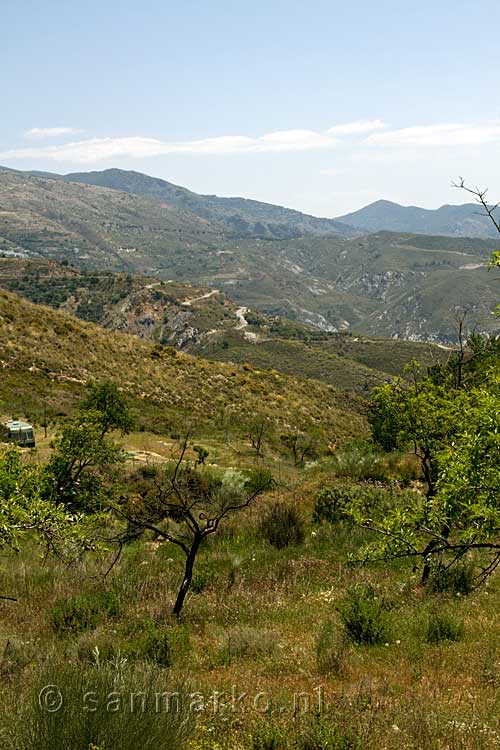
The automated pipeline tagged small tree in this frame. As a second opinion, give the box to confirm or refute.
[42,381,132,512]
[0,448,99,599]
[280,431,316,466]
[119,439,272,616]
[247,416,268,458]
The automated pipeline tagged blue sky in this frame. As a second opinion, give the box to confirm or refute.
[2,0,500,214]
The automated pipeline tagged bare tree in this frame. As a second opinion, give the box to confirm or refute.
[117,438,272,617]
[247,416,267,459]
[453,177,500,235]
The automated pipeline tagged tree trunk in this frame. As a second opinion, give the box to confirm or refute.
[172,536,201,618]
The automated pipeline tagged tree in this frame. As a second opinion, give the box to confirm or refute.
[369,361,469,500]
[0,448,100,599]
[354,378,500,586]
[280,431,317,466]
[118,439,272,617]
[356,181,500,586]
[42,381,131,512]
[247,416,268,459]
[79,380,134,437]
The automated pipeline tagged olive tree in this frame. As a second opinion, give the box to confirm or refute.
[118,439,272,616]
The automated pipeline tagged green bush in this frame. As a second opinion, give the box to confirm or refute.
[258,503,305,549]
[0,658,193,750]
[428,562,476,596]
[191,561,218,594]
[337,584,391,646]
[249,718,361,750]
[425,609,464,644]
[51,590,119,634]
[125,620,190,667]
[313,483,390,525]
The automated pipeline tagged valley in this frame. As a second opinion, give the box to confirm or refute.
[1,168,499,343]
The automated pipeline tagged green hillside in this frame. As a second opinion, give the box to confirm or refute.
[0,258,449,396]
[2,170,499,343]
[0,289,366,442]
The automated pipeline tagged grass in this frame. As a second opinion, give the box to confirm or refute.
[2,445,500,749]
[0,290,367,444]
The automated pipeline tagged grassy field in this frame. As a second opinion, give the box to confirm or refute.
[1,438,500,749]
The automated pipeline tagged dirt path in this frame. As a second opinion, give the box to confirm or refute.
[181,289,219,306]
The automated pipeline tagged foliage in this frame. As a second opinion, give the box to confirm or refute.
[124,620,189,667]
[0,658,193,750]
[80,380,134,435]
[425,609,464,644]
[51,590,120,634]
[359,352,500,586]
[193,445,209,465]
[428,562,476,596]
[41,382,128,513]
[313,483,392,526]
[0,448,95,557]
[258,503,305,549]
[337,584,391,646]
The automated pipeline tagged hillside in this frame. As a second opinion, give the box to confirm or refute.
[0,289,366,441]
[2,166,355,241]
[336,199,500,238]
[0,258,450,395]
[2,170,499,343]
[0,170,226,274]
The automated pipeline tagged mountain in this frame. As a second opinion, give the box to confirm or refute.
[0,258,448,396]
[2,165,356,241]
[0,288,366,442]
[336,199,500,238]
[1,169,499,343]
[0,169,227,274]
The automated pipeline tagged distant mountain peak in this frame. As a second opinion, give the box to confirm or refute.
[336,199,499,238]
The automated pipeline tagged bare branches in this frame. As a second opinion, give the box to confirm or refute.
[453,177,500,234]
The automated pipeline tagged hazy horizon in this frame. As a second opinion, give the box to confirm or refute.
[2,0,500,215]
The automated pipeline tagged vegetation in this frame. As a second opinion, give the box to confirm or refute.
[2,169,500,342]
[2,177,500,748]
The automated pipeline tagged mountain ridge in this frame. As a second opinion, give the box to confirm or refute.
[336,198,500,238]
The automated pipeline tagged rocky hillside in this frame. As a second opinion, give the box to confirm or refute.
[0,289,366,442]
[0,258,448,396]
[2,166,355,240]
[2,170,499,343]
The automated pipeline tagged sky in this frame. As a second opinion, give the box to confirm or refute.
[2,0,500,216]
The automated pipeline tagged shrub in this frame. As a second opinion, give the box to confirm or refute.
[219,626,278,664]
[258,503,305,549]
[316,621,350,676]
[428,562,476,596]
[425,609,464,644]
[125,620,190,667]
[191,561,217,594]
[0,658,194,750]
[337,585,391,646]
[51,590,119,634]
[249,718,361,750]
[300,719,361,750]
[313,483,390,525]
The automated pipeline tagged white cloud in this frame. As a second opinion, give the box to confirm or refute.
[1,129,340,163]
[5,120,496,165]
[24,127,85,139]
[366,123,500,147]
[327,119,386,135]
